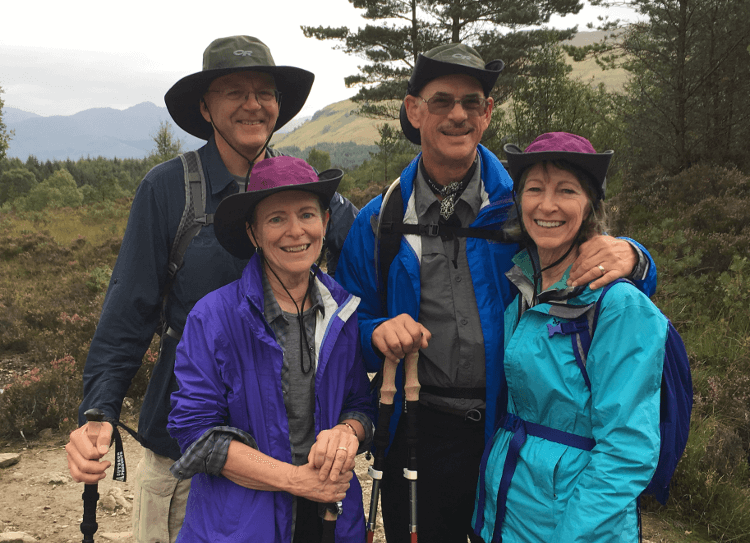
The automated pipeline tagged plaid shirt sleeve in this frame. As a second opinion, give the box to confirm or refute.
[170,426,258,480]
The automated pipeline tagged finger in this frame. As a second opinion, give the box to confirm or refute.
[569,265,604,288]
[317,439,341,481]
[309,434,331,470]
[94,422,113,456]
[589,270,619,290]
[65,441,111,483]
[327,448,349,482]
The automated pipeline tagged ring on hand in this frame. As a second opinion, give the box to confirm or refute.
[337,446,348,452]
[597,264,605,275]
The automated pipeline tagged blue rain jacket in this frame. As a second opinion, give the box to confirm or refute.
[168,255,374,542]
[474,259,665,543]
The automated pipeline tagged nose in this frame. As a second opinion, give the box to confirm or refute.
[538,189,559,212]
[240,91,262,109]
[446,99,470,121]
[288,215,305,237]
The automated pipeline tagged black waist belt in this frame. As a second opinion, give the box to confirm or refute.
[420,385,486,400]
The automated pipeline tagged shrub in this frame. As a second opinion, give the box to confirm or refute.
[0,355,79,437]
[613,163,750,541]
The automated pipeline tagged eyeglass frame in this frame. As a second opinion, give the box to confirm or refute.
[417,92,490,117]
[205,87,281,106]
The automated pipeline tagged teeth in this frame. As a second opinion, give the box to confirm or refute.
[283,245,309,253]
[536,220,564,228]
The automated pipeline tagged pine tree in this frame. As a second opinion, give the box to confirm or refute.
[302,0,582,119]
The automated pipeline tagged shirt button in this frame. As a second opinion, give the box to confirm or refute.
[460,318,468,325]
[456,276,462,282]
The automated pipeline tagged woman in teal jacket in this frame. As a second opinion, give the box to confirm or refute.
[474,133,665,543]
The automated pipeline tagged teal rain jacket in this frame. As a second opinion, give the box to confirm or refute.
[474,255,666,543]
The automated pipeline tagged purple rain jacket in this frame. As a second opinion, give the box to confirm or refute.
[168,255,374,542]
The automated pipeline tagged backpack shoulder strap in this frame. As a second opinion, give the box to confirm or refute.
[160,151,212,335]
[374,178,403,312]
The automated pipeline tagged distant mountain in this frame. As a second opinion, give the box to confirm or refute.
[5,102,205,162]
[5,107,41,124]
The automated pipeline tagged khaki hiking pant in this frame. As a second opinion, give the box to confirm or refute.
[132,448,191,543]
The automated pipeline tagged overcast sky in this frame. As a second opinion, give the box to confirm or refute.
[1,0,633,119]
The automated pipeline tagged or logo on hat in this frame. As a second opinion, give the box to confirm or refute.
[234,50,254,57]
[452,53,473,61]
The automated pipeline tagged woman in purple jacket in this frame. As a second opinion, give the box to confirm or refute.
[168,156,375,542]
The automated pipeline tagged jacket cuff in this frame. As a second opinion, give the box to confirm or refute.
[170,426,257,479]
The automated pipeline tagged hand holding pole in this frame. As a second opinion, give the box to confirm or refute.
[81,408,104,543]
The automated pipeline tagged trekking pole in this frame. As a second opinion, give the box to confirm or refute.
[403,351,420,543]
[321,501,342,543]
[80,408,104,543]
[366,358,399,542]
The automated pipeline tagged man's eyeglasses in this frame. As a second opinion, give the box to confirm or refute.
[418,93,489,116]
[207,88,281,105]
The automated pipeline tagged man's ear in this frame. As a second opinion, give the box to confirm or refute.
[481,96,494,130]
[200,97,211,123]
[403,95,423,130]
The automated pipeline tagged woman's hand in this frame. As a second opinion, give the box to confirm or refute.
[290,462,352,503]
[308,425,359,482]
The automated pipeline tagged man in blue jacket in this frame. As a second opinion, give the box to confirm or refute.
[65,36,357,543]
[335,43,656,543]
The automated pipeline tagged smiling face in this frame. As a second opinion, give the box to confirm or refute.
[200,71,279,171]
[248,190,329,284]
[520,163,592,266]
[404,74,493,180]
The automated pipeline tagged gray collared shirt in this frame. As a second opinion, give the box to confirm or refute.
[415,156,487,415]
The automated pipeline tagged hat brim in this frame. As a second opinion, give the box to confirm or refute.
[400,56,504,145]
[214,169,343,259]
[503,144,614,200]
[165,66,314,140]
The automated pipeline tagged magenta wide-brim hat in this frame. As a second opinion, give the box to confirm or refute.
[504,132,614,201]
[214,156,343,259]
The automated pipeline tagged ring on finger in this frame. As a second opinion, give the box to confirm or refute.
[597,264,605,275]
[337,446,347,452]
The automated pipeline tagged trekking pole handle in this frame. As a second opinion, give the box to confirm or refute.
[404,351,420,402]
[380,358,399,406]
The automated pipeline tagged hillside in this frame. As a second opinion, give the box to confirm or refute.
[272,38,627,151]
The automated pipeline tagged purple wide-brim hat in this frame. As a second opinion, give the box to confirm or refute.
[504,132,614,201]
[214,156,343,259]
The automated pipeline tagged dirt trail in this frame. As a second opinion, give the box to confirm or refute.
[0,427,675,543]
[0,428,384,543]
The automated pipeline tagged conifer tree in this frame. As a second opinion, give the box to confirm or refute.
[302,0,582,119]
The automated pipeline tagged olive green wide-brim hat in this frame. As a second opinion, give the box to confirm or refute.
[400,43,504,145]
[165,36,315,140]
